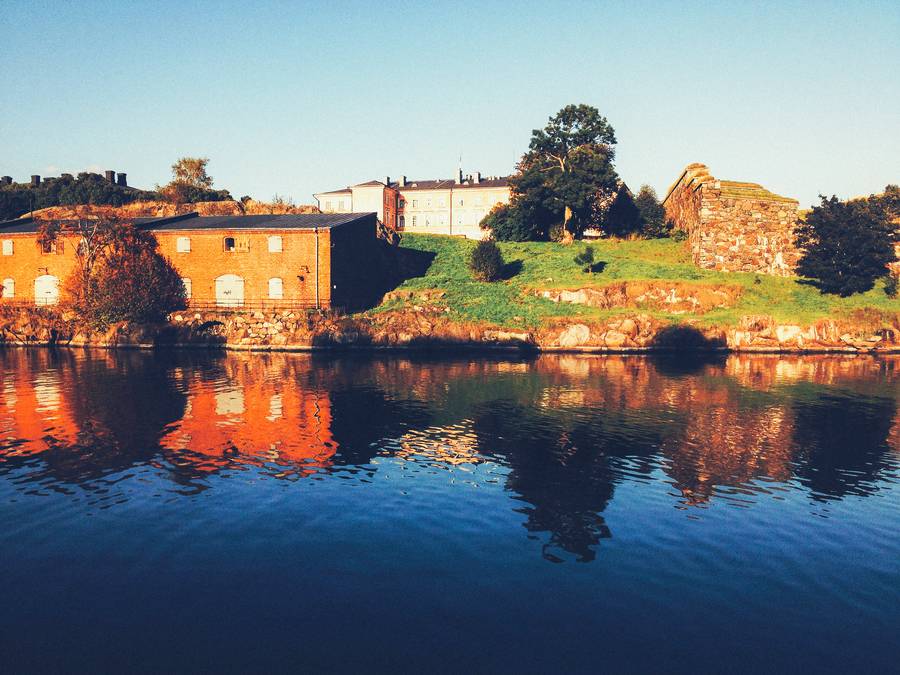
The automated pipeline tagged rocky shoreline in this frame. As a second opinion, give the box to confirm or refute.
[1,305,898,354]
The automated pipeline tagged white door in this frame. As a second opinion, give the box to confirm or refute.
[34,275,60,306]
[215,274,244,307]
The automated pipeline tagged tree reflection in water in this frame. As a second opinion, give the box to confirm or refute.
[0,349,897,562]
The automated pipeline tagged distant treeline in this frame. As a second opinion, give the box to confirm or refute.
[0,172,232,221]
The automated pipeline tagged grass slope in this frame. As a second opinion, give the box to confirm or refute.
[369,234,899,329]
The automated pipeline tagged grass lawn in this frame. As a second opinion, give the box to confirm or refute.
[367,234,899,329]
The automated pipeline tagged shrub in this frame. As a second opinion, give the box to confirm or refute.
[885,274,898,299]
[574,245,595,272]
[480,202,548,242]
[468,239,504,281]
[796,194,897,296]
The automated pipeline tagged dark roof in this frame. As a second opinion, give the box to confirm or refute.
[390,177,510,191]
[136,212,375,231]
[0,212,376,234]
[314,188,352,196]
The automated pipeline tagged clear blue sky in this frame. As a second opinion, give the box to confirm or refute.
[2,0,898,207]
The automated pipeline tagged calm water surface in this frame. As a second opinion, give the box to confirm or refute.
[1,349,898,673]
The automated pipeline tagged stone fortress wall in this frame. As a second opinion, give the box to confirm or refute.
[663,163,801,277]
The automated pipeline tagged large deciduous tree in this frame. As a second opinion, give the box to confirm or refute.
[39,218,186,328]
[481,104,620,241]
[159,157,231,204]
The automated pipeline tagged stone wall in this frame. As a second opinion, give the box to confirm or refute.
[663,163,800,276]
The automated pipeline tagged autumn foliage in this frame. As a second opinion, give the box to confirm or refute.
[40,218,186,329]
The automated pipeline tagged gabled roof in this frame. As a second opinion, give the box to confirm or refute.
[391,177,510,191]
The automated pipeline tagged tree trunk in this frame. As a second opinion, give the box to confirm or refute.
[561,205,575,245]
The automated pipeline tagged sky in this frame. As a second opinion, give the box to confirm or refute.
[1,0,898,208]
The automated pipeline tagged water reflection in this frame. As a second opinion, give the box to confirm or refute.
[0,349,898,561]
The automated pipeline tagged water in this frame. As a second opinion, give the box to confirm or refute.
[1,349,898,673]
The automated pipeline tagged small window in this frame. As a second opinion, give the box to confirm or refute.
[1,278,13,298]
[41,240,54,254]
[399,215,405,229]
[268,235,283,253]
[182,278,192,299]
[1,240,12,256]
[438,198,446,208]
[399,199,405,208]
[411,216,417,227]
[458,198,464,206]
[412,199,418,208]
[426,198,432,208]
[176,236,191,253]
[325,201,332,211]
[224,237,236,252]
[268,277,284,300]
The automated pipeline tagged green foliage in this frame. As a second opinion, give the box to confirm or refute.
[159,156,231,204]
[601,188,642,237]
[573,245,595,272]
[633,185,671,238]
[503,104,620,240]
[796,193,897,296]
[0,173,160,221]
[468,239,504,281]
[885,274,898,299]
[370,234,898,329]
[480,203,547,242]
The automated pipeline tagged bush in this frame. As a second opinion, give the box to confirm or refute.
[468,239,504,281]
[796,194,897,296]
[480,203,548,242]
[574,245,595,272]
[633,185,672,238]
[885,274,898,299]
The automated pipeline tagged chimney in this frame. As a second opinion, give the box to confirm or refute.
[399,175,407,187]
[31,175,40,187]
[385,175,390,186]
[116,172,127,187]
[456,168,463,184]
[105,170,115,183]
[1,176,11,186]
[473,171,481,184]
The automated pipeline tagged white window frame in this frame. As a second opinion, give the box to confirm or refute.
[182,278,192,299]
[1,239,12,256]
[224,237,236,252]
[268,277,284,300]
[176,236,191,253]
[268,235,283,253]
[2,278,13,298]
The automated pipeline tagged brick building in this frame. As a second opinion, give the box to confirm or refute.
[0,211,380,310]
[315,169,511,240]
[663,163,800,276]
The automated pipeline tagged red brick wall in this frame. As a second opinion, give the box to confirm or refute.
[155,228,332,307]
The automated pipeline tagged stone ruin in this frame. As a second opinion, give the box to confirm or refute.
[663,163,800,276]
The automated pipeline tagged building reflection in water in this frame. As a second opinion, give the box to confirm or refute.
[0,349,897,562]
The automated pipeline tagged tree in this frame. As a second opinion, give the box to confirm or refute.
[468,239,504,281]
[40,218,186,328]
[480,203,545,242]
[573,245,595,272]
[171,157,213,188]
[159,157,231,204]
[633,185,671,238]
[515,104,619,240]
[796,193,897,296]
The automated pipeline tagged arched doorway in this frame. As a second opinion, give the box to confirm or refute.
[215,274,244,307]
[34,275,60,305]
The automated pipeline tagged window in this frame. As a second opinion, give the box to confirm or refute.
[399,215,405,229]
[40,240,62,255]
[1,240,12,256]
[399,199,405,208]
[338,200,345,210]
[224,237,236,252]
[426,198,432,208]
[325,201,332,211]
[411,216,417,227]
[176,236,191,253]
[412,199,418,208]
[268,277,284,300]
[458,198,464,206]
[182,278,192,299]
[268,235,283,253]
[438,198,446,208]
[2,278,13,298]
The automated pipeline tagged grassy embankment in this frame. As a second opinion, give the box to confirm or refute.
[368,234,899,329]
